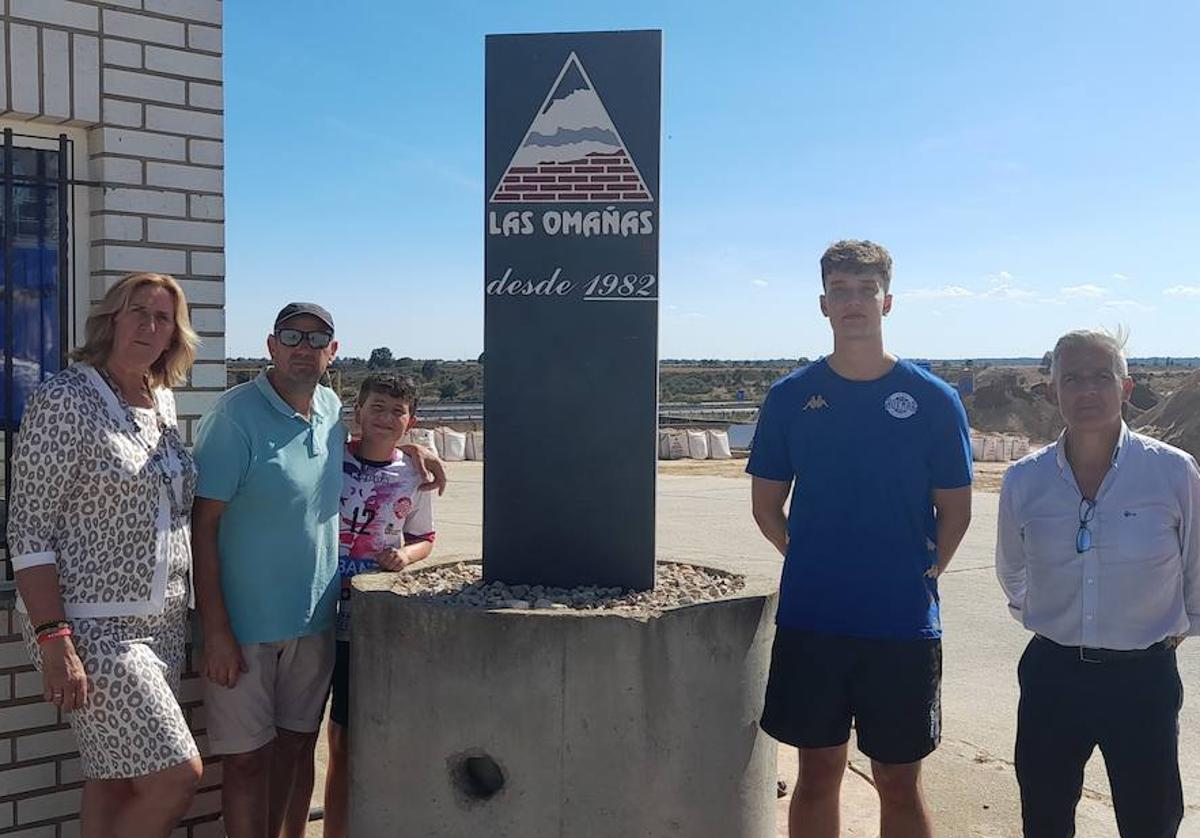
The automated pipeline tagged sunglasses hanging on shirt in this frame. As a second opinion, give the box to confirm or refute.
[1076,497,1096,554]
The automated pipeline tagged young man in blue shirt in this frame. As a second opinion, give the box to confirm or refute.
[749,240,973,838]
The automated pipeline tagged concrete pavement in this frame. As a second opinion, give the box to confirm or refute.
[427,461,1200,837]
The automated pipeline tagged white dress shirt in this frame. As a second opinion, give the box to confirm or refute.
[996,424,1200,649]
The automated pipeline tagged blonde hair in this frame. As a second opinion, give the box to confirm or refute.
[71,273,199,388]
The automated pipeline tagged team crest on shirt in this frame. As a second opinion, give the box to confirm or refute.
[803,395,829,411]
[884,391,918,419]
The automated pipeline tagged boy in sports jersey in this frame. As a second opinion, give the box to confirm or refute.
[322,374,436,838]
[749,240,972,838]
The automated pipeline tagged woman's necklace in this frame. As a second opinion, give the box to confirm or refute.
[105,366,153,406]
[97,365,187,520]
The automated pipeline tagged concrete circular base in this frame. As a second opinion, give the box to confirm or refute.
[349,560,778,838]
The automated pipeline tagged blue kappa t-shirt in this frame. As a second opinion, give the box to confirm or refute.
[747,358,972,639]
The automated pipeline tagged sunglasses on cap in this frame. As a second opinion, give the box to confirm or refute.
[275,328,333,349]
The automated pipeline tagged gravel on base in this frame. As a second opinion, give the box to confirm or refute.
[387,560,746,615]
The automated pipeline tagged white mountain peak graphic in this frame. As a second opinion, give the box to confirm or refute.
[490,52,653,204]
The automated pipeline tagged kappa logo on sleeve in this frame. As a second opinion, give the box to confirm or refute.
[491,52,653,204]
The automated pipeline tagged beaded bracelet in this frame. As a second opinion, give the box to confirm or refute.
[34,620,70,635]
[36,627,72,645]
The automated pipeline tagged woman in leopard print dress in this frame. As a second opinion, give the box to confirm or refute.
[10,273,204,837]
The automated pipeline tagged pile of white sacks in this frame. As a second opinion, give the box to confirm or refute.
[658,428,733,460]
[970,431,1031,462]
[398,427,737,463]
[403,427,483,462]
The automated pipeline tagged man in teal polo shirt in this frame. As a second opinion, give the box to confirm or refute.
[191,303,350,838]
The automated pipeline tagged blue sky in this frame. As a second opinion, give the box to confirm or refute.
[223,2,1200,360]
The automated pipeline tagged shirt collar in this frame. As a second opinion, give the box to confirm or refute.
[1053,421,1131,474]
[254,369,330,422]
[1112,421,1132,468]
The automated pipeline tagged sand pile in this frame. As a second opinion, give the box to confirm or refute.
[1133,370,1200,459]
[1129,379,1161,411]
[961,369,1063,442]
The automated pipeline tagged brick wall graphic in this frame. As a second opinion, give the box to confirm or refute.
[490,52,652,203]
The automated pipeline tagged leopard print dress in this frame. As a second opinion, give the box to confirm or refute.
[14,368,200,779]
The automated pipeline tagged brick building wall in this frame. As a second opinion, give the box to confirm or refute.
[0,610,222,836]
[0,1,226,834]
[0,0,226,441]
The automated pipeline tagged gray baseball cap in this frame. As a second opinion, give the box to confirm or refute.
[274,302,334,333]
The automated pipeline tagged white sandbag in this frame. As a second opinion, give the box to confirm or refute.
[982,435,1006,462]
[1002,436,1017,460]
[403,427,437,453]
[658,429,687,460]
[993,436,1008,460]
[435,427,466,462]
[1009,436,1030,460]
[686,429,710,460]
[969,433,984,461]
[728,422,757,451]
[465,430,484,461]
[706,429,732,460]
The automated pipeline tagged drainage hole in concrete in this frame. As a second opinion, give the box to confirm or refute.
[453,754,505,800]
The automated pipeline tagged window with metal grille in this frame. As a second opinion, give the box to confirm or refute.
[1,130,74,581]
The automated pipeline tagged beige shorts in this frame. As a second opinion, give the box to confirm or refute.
[204,630,335,755]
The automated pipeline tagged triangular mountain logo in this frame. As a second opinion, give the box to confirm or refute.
[490,52,653,204]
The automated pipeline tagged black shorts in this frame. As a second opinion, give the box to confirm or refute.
[761,627,942,765]
[330,641,351,728]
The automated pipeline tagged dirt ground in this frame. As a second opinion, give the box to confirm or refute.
[1134,369,1200,460]
[968,461,1011,493]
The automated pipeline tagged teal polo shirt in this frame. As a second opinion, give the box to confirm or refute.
[193,371,347,645]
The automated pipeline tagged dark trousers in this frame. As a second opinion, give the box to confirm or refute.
[1015,636,1184,838]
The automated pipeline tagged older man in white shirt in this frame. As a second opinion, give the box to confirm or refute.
[996,328,1200,838]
